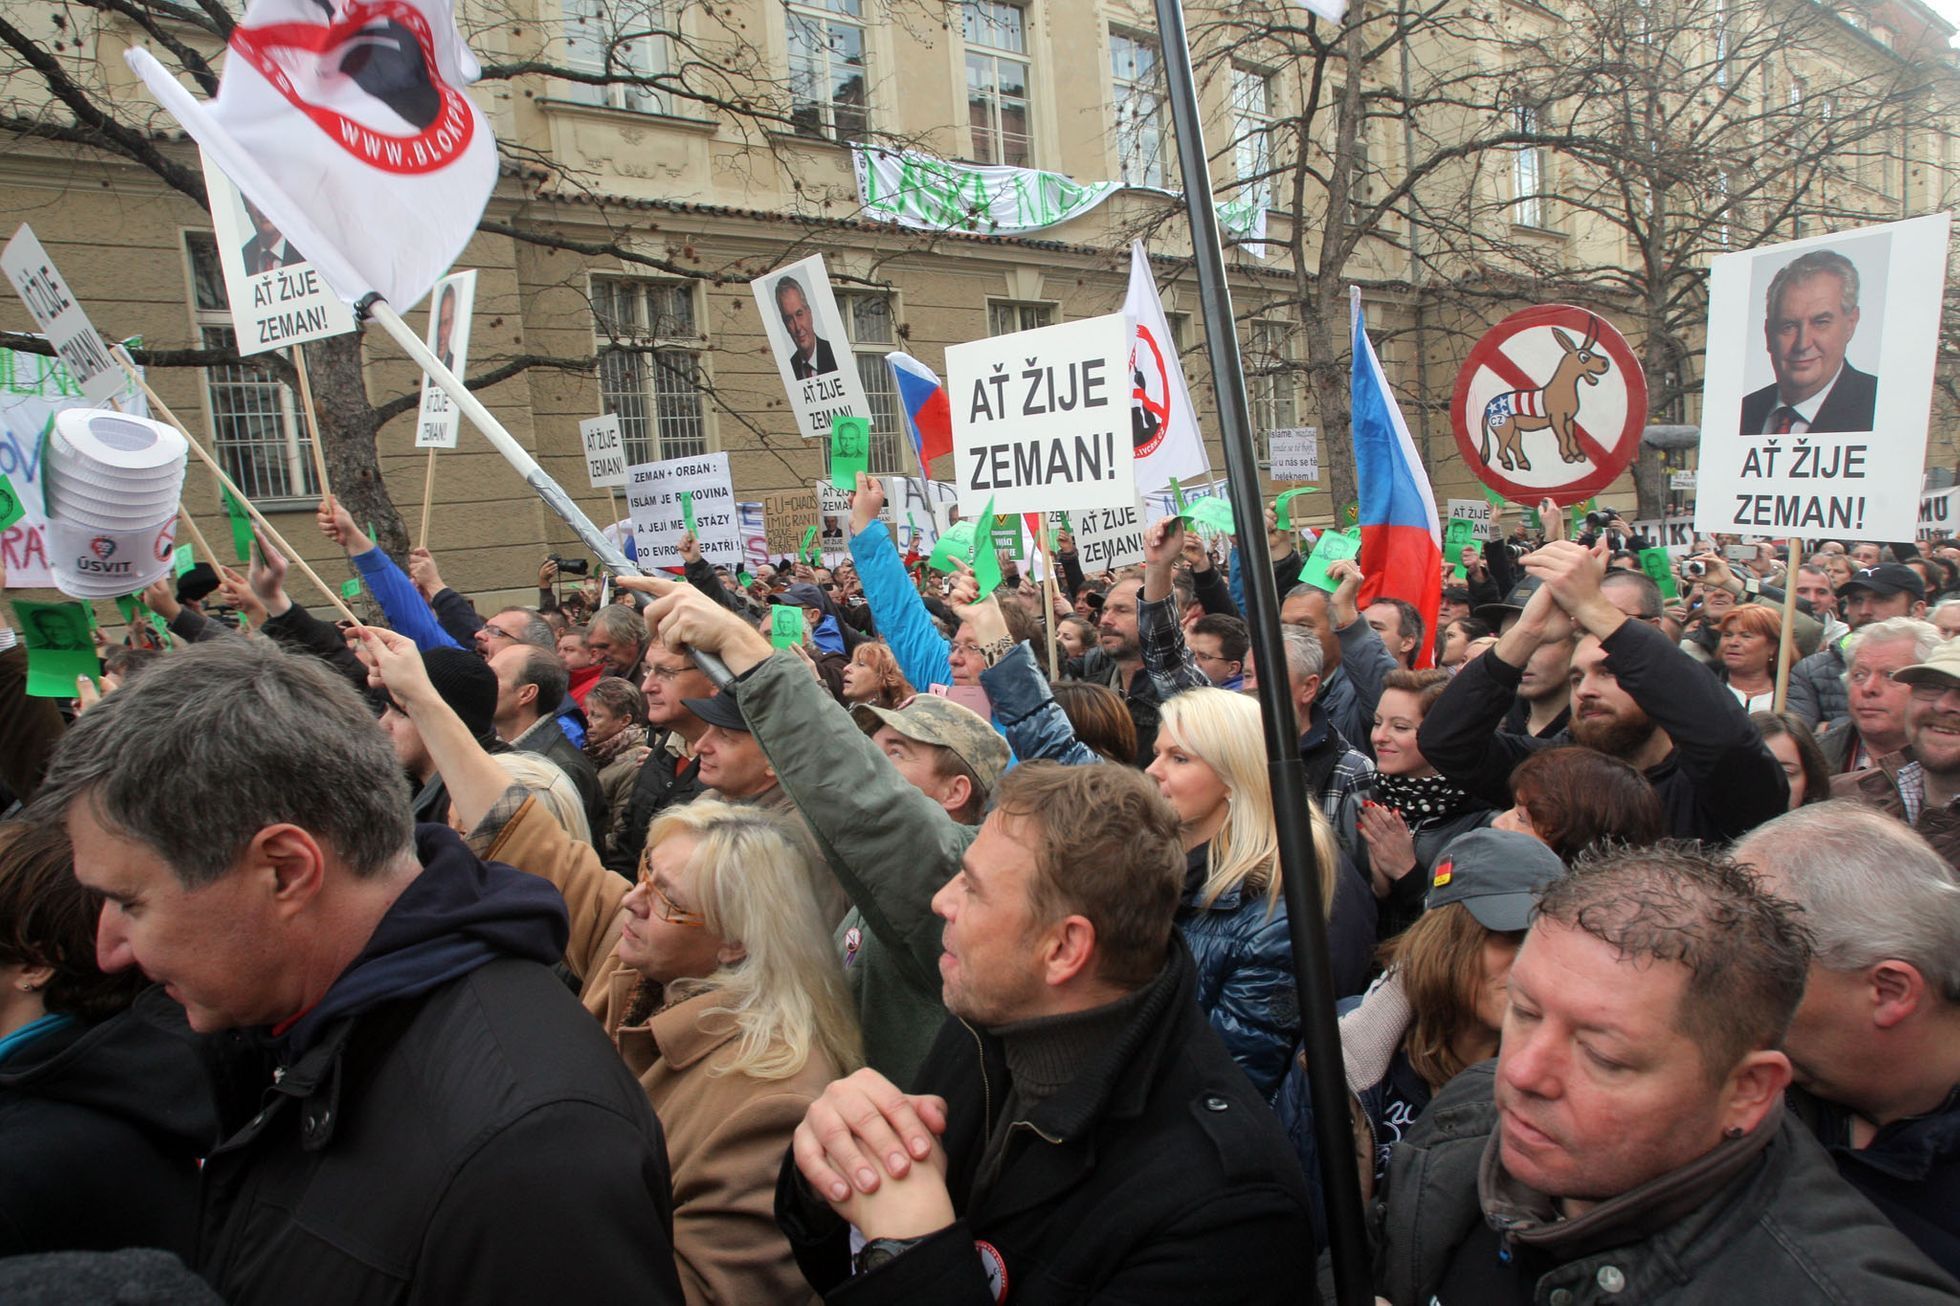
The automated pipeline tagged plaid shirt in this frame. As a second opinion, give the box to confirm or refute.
[1898,760,1927,826]
[1137,593,1212,700]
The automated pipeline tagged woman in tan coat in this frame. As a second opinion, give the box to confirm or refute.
[362,625,860,1305]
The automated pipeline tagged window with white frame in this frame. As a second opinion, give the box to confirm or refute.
[839,292,904,474]
[1231,65,1275,190]
[592,278,709,464]
[963,0,1032,167]
[988,300,1053,335]
[562,0,674,114]
[184,234,318,502]
[1512,105,1548,228]
[787,0,868,141]
[1247,319,1298,436]
[1110,30,1171,188]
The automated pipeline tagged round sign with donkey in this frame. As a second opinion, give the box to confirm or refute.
[1449,305,1648,507]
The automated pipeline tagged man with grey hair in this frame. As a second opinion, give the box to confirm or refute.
[584,601,649,681]
[1740,246,1878,436]
[1367,842,1958,1301]
[1834,637,1960,869]
[1816,616,1939,774]
[489,642,604,840]
[1738,802,1960,1278]
[41,639,684,1304]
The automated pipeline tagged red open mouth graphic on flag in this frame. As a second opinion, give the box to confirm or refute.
[230,0,477,175]
[90,536,118,561]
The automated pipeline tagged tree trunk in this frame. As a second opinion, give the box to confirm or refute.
[300,332,408,560]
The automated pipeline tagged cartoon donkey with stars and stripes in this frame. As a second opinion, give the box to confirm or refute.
[1480,316,1610,472]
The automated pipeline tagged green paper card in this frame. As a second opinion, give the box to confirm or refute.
[367,521,378,544]
[1301,529,1362,593]
[830,415,871,491]
[221,487,254,562]
[929,521,977,573]
[1639,548,1680,600]
[769,605,805,649]
[148,612,171,646]
[1274,488,1318,530]
[680,491,697,537]
[1522,506,1543,530]
[114,594,143,626]
[340,577,362,599]
[1183,498,1236,536]
[1481,484,1506,509]
[0,473,22,531]
[736,568,752,587]
[1444,518,1477,578]
[1169,477,1189,514]
[1059,511,1073,536]
[12,599,100,697]
[972,496,1003,600]
[173,544,194,577]
[990,514,1022,561]
[799,524,820,563]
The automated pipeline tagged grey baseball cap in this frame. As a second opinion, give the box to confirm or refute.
[852,694,1009,796]
[1424,827,1569,932]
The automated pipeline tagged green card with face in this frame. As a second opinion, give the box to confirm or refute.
[12,599,100,697]
[173,544,195,577]
[770,605,805,649]
[830,415,871,491]
[1639,548,1680,600]
[1300,529,1362,593]
[1445,518,1477,578]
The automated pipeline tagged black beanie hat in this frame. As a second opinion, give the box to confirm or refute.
[422,647,499,743]
[176,562,221,604]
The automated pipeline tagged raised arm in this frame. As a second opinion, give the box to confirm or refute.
[848,475,952,690]
[321,496,460,652]
[1139,518,1211,700]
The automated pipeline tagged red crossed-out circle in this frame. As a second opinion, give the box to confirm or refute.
[1449,304,1648,508]
[230,0,477,176]
[1130,325,1172,458]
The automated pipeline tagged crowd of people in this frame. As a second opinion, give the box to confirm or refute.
[0,479,1957,1304]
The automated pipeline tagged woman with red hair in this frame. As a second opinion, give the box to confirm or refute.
[1716,604,1789,713]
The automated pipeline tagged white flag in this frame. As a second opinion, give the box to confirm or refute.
[1122,241,1210,494]
[125,0,495,313]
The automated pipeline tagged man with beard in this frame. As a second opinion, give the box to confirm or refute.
[1062,576,1161,766]
[1832,639,1960,870]
[1419,540,1787,841]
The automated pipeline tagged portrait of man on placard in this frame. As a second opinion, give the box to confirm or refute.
[1737,241,1887,436]
[775,274,838,380]
[432,282,459,371]
[238,194,302,276]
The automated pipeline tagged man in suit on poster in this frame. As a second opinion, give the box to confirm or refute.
[776,276,838,380]
[1738,248,1879,436]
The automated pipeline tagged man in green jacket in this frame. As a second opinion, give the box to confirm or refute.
[630,576,1006,1085]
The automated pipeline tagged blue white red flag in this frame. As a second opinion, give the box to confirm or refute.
[885,351,954,467]
[1350,287,1441,668]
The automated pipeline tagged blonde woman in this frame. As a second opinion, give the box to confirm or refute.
[1147,687,1377,1097]
[361,627,858,1306]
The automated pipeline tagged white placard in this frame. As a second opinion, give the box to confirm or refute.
[415,270,476,449]
[1694,213,1951,542]
[1918,486,1960,540]
[1,226,122,406]
[738,501,770,571]
[885,477,958,554]
[197,152,356,358]
[1669,469,1697,491]
[950,312,1135,516]
[581,414,628,489]
[625,453,740,568]
[1,346,148,587]
[1629,516,1697,557]
[750,254,871,439]
[1047,502,1147,571]
[1446,497,1497,541]
[1268,427,1320,481]
[1141,477,1227,525]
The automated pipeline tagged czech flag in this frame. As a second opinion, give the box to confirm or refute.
[885,351,954,468]
[1350,287,1441,668]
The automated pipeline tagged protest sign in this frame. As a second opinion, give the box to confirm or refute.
[197,154,355,358]
[624,452,740,568]
[738,501,770,570]
[1124,242,1209,493]
[1142,476,1227,525]
[1919,486,1960,539]
[1,226,121,406]
[1669,470,1697,491]
[830,415,870,490]
[1268,427,1320,481]
[1,346,148,589]
[11,598,99,696]
[750,254,870,440]
[1301,528,1362,592]
[763,488,817,557]
[414,270,476,449]
[885,477,957,554]
[769,606,805,649]
[949,312,1135,516]
[1449,305,1647,507]
[1445,497,1497,542]
[1695,214,1951,542]
[580,415,627,489]
[818,483,853,559]
[1050,501,1146,571]
[1629,516,1696,556]
[1444,518,1478,576]
[1639,548,1680,600]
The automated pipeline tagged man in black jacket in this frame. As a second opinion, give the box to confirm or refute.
[42,639,683,1305]
[774,761,1316,1303]
[1419,539,1787,841]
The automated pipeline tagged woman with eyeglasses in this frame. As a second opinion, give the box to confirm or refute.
[361,627,858,1305]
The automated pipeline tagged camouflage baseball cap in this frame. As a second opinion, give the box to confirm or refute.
[852,694,1009,796]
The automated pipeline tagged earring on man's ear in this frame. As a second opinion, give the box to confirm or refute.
[1722,1125,1745,1140]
